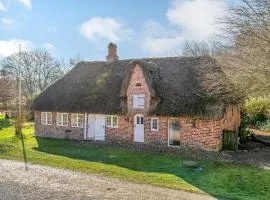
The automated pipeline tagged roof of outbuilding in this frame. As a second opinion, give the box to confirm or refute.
[31,56,242,119]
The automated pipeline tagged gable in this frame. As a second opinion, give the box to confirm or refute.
[126,64,152,113]
[127,64,151,95]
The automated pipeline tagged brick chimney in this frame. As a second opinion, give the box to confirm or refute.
[106,42,119,62]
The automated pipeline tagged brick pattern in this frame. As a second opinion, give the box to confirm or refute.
[105,116,133,143]
[126,64,151,115]
[35,111,84,140]
[178,118,222,150]
[105,115,224,150]
[35,107,241,151]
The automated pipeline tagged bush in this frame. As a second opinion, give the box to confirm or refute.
[238,119,254,143]
[242,96,270,127]
[257,120,270,132]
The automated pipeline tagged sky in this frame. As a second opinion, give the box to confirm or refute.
[0,0,237,61]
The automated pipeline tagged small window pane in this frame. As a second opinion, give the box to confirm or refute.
[71,114,78,127]
[47,113,52,125]
[113,116,118,127]
[106,116,111,126]
[78,115,84,128]
[137,117,140,124]
[141,117,144,124]
[62,114,68,126]
[56,113,60,125]
[152,118,158,130]
[41,113,46,124]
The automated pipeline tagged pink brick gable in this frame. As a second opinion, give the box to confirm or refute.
[126,64,152,115]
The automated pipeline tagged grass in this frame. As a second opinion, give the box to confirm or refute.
[0,115,270,200]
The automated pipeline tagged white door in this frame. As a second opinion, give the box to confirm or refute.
[87,114,95,139]
[87,114,105,141]
[134,114,144,142]
[94,114,105,141]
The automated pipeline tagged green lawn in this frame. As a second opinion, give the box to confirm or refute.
[0,115,270,200]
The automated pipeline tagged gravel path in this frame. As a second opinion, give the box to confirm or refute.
[0,159,216,200]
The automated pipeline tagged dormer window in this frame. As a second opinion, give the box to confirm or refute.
[133,94,145,109]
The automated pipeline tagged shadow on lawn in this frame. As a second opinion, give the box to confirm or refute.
[33,138,238,200]
[0,117,12,130]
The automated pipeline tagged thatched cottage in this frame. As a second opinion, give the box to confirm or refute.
[32,43,241,151]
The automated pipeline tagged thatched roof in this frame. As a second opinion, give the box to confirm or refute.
[32,56,242,119]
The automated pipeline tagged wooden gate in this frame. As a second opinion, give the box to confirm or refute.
[222,130,238,150]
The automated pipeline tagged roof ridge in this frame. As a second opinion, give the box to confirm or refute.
[80,55,212,64]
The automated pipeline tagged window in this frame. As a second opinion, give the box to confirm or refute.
[133,95,145,108]
[136,116,144,125]
[57,113,68,126]
[41,112,52,125]
[71,114,84,128]
[105,115,119,128]
[151,118,159,131]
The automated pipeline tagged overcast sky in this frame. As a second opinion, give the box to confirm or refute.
[0,0,237,61]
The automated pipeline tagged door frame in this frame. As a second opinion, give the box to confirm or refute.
[134,113,144,142]
[167,118,180,147]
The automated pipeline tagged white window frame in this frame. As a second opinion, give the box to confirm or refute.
[41,112,52,125]
[151,118,159,131]
[57,113,68,126]
[133,94,145,109]
[105,115,119,128]
[71,114,84,128]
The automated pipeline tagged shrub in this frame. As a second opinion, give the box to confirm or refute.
[257,120,270,132]
[242,96,270,126]
[238,119,254,143]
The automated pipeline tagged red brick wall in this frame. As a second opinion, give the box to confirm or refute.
[105,116,133,143]
[127,64,151,115]
[105,115,223,150]
[178,118,222,150]
[34,111,85,140]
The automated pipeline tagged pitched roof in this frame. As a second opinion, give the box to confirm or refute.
[31,56,242,119]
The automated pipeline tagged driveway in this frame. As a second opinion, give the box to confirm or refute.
[0,159,216,200]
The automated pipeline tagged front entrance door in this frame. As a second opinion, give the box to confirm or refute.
[134,114,144,142]
[87,114,105,141]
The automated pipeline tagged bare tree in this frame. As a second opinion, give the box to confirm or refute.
[218,0,270,96]
[0,49,62,109]
[182,40,223,57]
[0,70,15,118]
[60,55,81,74]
